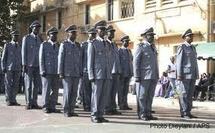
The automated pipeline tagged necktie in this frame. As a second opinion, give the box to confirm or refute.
[35,36,37,44]
[150,44,155,52]
[103,40,106,47]
[53,44,55,50]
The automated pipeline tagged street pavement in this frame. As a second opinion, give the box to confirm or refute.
[0,94,214,133]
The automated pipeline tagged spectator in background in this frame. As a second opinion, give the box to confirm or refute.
[154,72,169,97]
[164,56,176,98]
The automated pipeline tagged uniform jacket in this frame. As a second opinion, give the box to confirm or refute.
[1,41,22,71]
[107,39,121,75]
[119,47,133,78]
[39,40,59,75]
[81,40,92,74]
[133,41,159,80]
[22,33,42,67]
[176,42,199,79]
[58,40,82,77]
[87,36,112,80]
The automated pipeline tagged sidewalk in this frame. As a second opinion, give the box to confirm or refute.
[0,94,214,133]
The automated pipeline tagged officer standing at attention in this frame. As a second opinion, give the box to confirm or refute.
[133,27,159,121]
[22,20,43,109]
[1,30,22,106]
[176,29,199,119]
[0,56,5,94]
[58,25,82,117]
[87,20,111,123]
[80,27,97,112]
[105,25,122,115]
[118,35,133,110]
[39,27,60,113]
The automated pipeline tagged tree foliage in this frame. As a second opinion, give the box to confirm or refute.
[0,0,26,47]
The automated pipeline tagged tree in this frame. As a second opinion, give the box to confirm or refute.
[0,0,26,47]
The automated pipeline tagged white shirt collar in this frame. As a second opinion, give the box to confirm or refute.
[67,39,75,44]
[11,40,18,44]
[96,36,105,42]
[184,41,192,46]
[106,39,112,44]
[30,33,38,38]
[143,40,151,46]
[48,40,56,45]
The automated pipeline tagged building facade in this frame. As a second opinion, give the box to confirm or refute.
[20,0,215,75]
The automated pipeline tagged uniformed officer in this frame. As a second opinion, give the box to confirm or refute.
[176,29,199,119]
[87,20,111,123]
[80,27,96,112]
[1,30,22,106]
[39,27,60,113]
[105,25,122,115]
[22,20,43,109]
[58,25,82,117]
[133,27,159,121]
[0,57,5,94]
[118,35,133,110]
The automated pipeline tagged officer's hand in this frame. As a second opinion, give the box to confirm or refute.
[59,74,64,79]
[41,72,46,77]
[90,79,95,82]
[23,65,27,73]
[135,77,140,82]
[2,69,7,73]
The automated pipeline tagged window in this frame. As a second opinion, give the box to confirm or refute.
[107,0,114,21]
[57,11,62,29]
[85,5,90,25]
[161,0,173,6]
[121,0,134,18]
[42,15,46,32]
[145,0,156,9]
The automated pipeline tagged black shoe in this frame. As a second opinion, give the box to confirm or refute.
[104,111,114,115]
[43,108,51,113]
[183,115,191,119]
[112,110,122,115]
[151,110,155,113]
[148,115,158,120]
[50,109,61,113]
[71,112,79,117]
[189,114,197,118]
[140,115,149,121]
[32,104,42,109]
[91,117,101,123]
[99,117,109,122]
[125,106,132,110]
[84,108,91,112]
[12,102,21,106]
[6,102,13,106]
[119,107,126,110]
[25,104,32,110]
[64,113,72,117]
[56,103,61,105]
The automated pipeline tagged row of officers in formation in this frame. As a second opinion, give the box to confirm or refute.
[0,20,199,123]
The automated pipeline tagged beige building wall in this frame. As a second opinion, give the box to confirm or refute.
[23,0,214,76]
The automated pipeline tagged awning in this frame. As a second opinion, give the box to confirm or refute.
[195,42,215,60]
